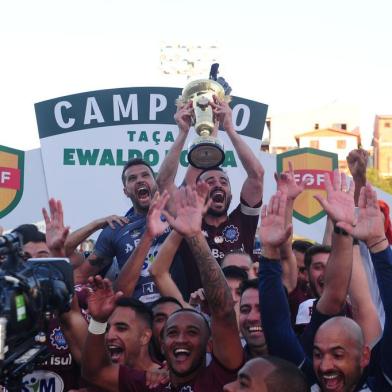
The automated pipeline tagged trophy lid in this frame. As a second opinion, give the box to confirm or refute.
[177,79,230,107]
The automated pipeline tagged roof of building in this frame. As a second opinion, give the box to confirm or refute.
[295,127,361,143]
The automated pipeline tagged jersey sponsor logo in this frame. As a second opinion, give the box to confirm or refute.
[277,148,338,224]
[0,145,24,218]
[130,229,141,238]
[222,225,239,243]
[42,353,73,366]
[124,243,134,254]
[140,248,159,277]
[22,370,64,392]
[211,248,225,260]
[139,292,160,304]
[50,327,68,350]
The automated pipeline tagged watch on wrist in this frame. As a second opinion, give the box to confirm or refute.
[334,225,349,236]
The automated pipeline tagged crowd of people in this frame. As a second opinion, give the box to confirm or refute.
[3,95,392,391]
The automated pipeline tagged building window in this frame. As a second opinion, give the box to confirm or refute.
[385,122,391,128]
[337,140,346,149]
[309,140,319,149]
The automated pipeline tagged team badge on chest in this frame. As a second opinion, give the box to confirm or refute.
[222,225,239,243]
[50,327,68,350]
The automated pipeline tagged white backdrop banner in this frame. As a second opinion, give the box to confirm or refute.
[2,86,391,245]
[34,87,269,232]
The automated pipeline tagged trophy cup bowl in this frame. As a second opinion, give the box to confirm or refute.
[177,79,231,169]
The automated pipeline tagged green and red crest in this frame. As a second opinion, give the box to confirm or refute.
[0,145,24,218]
[277,148,338,224]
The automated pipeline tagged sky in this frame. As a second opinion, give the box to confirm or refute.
[0,0,391,150]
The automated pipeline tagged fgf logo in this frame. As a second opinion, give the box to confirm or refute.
[0,145,24,218]
[277,148,338,224]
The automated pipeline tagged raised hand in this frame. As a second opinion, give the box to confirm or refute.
[195,180,211,216]
[42,198,70,256]
[162,186,203,238]
[189,288,210,315]
[346,149,368,179]
[146,190,170,238]
[274,161,306,200]
[314,170,355,225]
[259,190,293,249]
[336,184,385,247]
[86,275,123,322]
[210,95,233,132]
[96,215,129,230]
[174,100,194,133]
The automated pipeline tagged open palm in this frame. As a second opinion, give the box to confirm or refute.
[275,161,305,200]
[314,170,355,225]
[336,184,384,244]
[162,186,203,238]
[147,191,170,238]
[86,276,123,322]
[259,191,293,248]
[43,198,69,255]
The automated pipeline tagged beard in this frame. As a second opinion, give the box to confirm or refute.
[309,279,321,299]
[207,195,232,217]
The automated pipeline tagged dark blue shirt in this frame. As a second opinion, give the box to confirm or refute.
[94,207,170,303]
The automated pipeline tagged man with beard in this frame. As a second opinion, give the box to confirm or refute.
[239,279,268,360]
[312,317,371,392]
[288,240,314,330]
[295,245,331,330]
[77,158,171,303]
[157,96,264,295]
[82,185,244,391]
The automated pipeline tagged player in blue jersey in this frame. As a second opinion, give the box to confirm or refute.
[76,158,173,303]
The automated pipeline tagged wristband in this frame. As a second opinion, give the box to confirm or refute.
[88,318,108,335]
[334,225,349,236]
[368,237,388,250]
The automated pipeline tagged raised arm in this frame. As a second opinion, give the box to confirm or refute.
[64,215,128,257]
[275,161,306,292]
[211,96,264,207]
[148,230,188,307]
[81,276,123,392]
[346,148,368,207]
[163,184,243,370]
[42,198,70,258]
[59,295,88,364]
[156,101,202,212]
[114,191,170,295]
[314,170,355,315]
[258,190,310,368]
[74,247,114,285]
[349,243,382,347]
[337,184,392,383]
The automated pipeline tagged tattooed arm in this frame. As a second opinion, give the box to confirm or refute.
[73,251,113,285]
[163,184,243,370]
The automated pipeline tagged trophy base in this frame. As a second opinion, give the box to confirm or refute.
[188,136,225,169]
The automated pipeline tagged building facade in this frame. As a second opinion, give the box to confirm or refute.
[374,115,392,177]
[295,126,360,171]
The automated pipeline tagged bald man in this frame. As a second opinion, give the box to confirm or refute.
[313,317,371,391]
[224,357,309,392]
[258,183,392,391]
